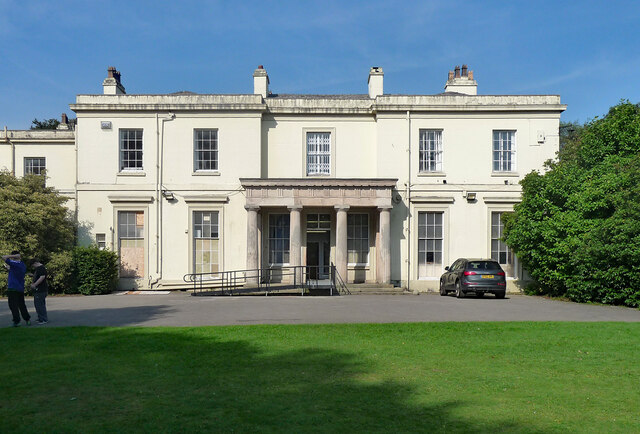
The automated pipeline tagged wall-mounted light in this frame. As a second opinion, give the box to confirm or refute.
[465,192,477,201]
[162,190,175,201]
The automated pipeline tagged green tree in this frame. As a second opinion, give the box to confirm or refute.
[504,101,640,307]
[0,171,76,292]
[30,118,60,130]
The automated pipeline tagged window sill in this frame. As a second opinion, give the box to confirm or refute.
[306,174,332,177]
[417,171,446,177]
[118,171,146,177]
[491,172,519,177]
[192,171,221,176]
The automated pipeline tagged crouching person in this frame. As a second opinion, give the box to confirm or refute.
[30,259,48,324]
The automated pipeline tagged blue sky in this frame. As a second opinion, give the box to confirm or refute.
[1,0,638,129]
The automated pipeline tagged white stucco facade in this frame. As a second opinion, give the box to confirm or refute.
[3,65,565,292]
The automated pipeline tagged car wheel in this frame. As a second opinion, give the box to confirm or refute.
[455,281,464,298]
[495,290,506,299]
[439,280,447,296]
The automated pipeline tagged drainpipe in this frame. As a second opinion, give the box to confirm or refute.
[150,112,175,289]
[406,110,411,293]
[4,126,15,176]
[74,122,79,232]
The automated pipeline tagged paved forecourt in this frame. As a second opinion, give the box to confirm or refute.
[2,292,639,327]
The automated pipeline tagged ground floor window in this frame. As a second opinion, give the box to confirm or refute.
[418,211,443,278]
[347,213,369,264]
[269,214,290,264]
[193,211,219,274]
[118,211,144,278]
[491,212,514,276]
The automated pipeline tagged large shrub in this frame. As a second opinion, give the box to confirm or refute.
[504,101,640,307]
[47,250,75,294]
[73,246,119,295]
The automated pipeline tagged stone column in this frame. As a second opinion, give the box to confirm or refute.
[335,205,350,282]
[378,206,392,284]
[245,205,260,284]
[289,206,302,283]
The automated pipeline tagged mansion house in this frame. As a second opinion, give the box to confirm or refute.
[1,65,565,292]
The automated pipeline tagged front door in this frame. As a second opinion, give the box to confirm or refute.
[306,231,330,279]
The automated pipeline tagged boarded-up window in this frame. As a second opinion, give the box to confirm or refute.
[118,211,144,278]
[193,211,219,274]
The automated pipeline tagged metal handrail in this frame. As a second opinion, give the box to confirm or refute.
[183,264,341,296]
[331,263,351,295]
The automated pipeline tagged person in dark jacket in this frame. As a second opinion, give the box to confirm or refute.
[30,259,48,324]
[3,251,31,327]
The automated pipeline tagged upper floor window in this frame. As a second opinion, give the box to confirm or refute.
[24,157,46,176]
[194,129,218,172]
[493,130,516,172]
[306,132,331,175]
[419,129,443,172]
[120,129,143,171]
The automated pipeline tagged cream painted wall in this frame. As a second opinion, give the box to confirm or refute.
[0,135,76,211]
[265,116,376,178]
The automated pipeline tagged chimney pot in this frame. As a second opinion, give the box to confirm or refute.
[61,113,68,124]
[258,65,263,69]
[461,64,468,77]
[107,66,116,78]
[454,65,461,78]
[468,70,474,80]
[448,71,454,81]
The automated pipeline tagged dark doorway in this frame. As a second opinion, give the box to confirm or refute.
[307,231,330,279]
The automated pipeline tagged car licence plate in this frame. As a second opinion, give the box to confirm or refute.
[482,275,494,279]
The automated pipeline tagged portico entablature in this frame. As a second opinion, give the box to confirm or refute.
[240,178,398,208]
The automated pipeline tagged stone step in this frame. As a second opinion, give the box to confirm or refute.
[346,284,407,295]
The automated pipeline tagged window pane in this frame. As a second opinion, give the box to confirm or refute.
[347,213,369,264]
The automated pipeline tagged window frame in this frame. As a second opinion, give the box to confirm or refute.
[418,129,443,173]
[347,213,370,266]
[192,210,221,275]
[193,128,219,173]
[24,157,46,176]
[188,204,224,276]
[303,128,336,177]
[119,129,144,172]
[413,204,450,280]
[114,207,148,279]
[268,213,290,266]
[492,130,517,173]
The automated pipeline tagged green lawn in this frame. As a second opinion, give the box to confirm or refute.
[1,323,639,433]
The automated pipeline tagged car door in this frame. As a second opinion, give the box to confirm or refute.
[446,260,460,288]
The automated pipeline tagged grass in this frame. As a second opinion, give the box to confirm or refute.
[1,322,639,433]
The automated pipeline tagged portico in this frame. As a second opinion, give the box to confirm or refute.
[241,179,397,284]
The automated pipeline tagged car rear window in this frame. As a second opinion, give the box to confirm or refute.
[467,261,502,271]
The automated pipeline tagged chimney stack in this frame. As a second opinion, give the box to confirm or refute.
[57,113,70,130]
[368,66,384,98]
[444,64,477,95]
[253,65,270,98]
[103,66,126,95]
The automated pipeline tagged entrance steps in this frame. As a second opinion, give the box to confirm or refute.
[347,283,407,295]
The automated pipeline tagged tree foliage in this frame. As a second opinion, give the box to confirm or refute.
[0,171,76,292]
[30,118,60,130]
[504,101,640,307]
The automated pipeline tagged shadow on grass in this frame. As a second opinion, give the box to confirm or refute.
[1,326,522,433]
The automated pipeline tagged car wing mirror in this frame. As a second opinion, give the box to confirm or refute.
[444,266,449,271]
